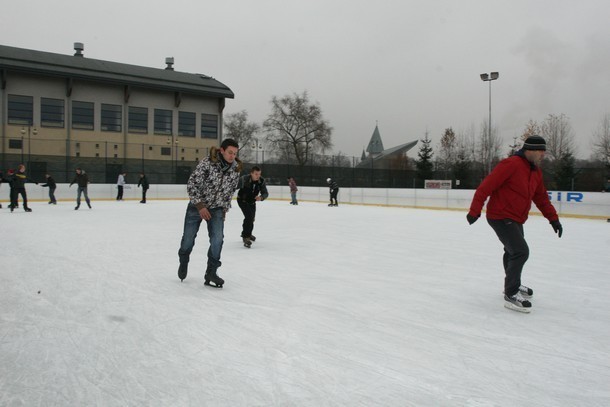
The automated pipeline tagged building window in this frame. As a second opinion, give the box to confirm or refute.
[128,106,148,133]
[41,98,65,128]
[154,109,172,135]
[95,153,100,157]
[149,146,153,151]
[201,113,218,139]
[178,111,196,137]
[9,139,23,149]
[76,152,81,157]
[114,154,118,158]
[8,94,33,125]
[72,101,94,130]
[161,147,171,156]
[101,104,122,132]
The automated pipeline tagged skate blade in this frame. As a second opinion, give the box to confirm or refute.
[504,302,531,313]
[204,281,223,288]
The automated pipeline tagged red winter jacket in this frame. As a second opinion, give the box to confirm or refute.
[468,154,558,224]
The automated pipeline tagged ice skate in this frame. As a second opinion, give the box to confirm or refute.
[519,285,533,297]
[75,205,80,210]
[24,207,32,212]
[504,292,532,313]
[204,269,224,288]
[249,235,256,242]
[243,237,252,248]
[178,263,188,282]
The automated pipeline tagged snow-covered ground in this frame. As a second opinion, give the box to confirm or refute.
[1,198,609,406]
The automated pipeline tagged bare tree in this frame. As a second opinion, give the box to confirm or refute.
[224,110,260,161]
[521,119,541,142]
[437,127,457,176]
[263,91,333,166]
[540,113,576,161]
[592,113,610,167]
[478,120,502,174]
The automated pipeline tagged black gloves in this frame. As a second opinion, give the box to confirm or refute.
[550,220,563,238]
[466,213,479,225]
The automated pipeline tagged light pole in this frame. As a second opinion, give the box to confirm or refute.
[480,71,499,172]
[251,139,264,164]
[20,126,37,165]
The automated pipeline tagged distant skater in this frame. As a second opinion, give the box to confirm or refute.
[288,176,298,205]
[116,172,126,200]
[237,166,269,248]
[137,172,149,203]
[41,173,57,204]
[327,177,339,206]
[467,135,562,313]
[69,168,92,210]
[10,164,37,212]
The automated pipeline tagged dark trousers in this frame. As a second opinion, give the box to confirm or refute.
[487,219,529,297]
[330,189,339,205]
[11,188,28,209]
[117,185,124,200]
[238,200,256,238]
[141,188,148,203]
[48,187,57,203]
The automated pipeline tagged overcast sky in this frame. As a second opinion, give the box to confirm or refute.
[2,0,609,158]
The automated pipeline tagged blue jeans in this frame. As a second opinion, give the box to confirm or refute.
[76,187,90,207]
[290,192,298,204]
[178,204,224,271]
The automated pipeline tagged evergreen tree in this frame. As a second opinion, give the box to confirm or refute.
[416,132,434,181]
[554,152,576,191]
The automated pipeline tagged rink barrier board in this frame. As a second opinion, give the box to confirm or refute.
[4,184,609,219]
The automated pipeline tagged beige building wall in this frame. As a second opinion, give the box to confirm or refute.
[2,71,223,162]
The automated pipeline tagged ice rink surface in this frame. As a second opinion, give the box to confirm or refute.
[1,198,609,406]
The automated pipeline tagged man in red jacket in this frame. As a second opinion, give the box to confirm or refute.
[467,135,563,313]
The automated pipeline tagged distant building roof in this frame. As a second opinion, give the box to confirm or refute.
[357,140,418,168]
[366,125,384,155]
[0,44,234,99]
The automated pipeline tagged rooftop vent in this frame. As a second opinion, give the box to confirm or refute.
[74,42,84,57]
[165,57,174,70]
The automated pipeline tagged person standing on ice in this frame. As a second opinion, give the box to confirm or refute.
[137,172,149,203]
[116,172,126,201]
[466,135,562,313]
[69,168,92,210]
[10,164,37,212]
[327,177,339,206]
[177,139,242,287]
[40,173,57,204]
[287,176,298,205]
[237,166,269,248]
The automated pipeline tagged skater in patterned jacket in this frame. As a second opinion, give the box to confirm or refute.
[467,135,562,313]
[237,166,269,248]
[177,139,242,287]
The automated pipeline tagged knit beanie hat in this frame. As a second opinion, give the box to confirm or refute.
[523,135,546,151]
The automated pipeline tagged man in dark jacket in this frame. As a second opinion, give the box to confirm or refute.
[467,135,562,313]
[69,168,92,210]
[10,164,37,212]
[41,173,57,204]
[237,166,269,247]
[327,177,339,206]
[137,172,150,203]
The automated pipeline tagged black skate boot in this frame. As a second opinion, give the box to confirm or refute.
[87,202,92,209]
[204,269,224,288]
[243,237,252,248]
[24,207,32,212]
[249,235,256,242]
[178,263,188,282]
[504,292,532,313]
[75,205,80,210]
[519,285,533,298]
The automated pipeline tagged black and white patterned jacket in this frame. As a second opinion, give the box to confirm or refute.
[187,147,242,211]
